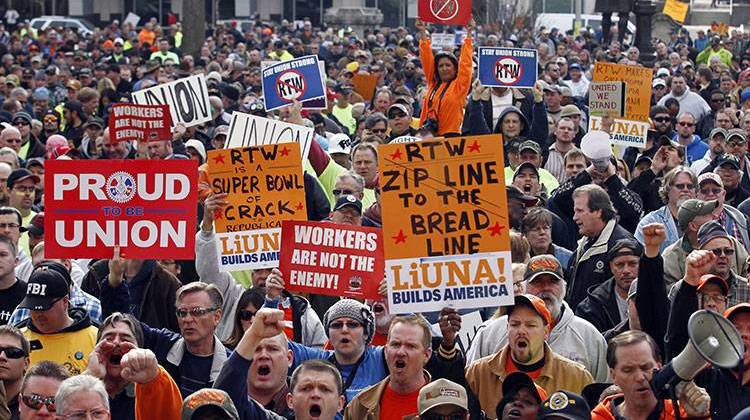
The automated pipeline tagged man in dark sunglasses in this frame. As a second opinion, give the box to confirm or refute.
[17,360,70,419]
[674,112,707,166]
[0,325,29,418]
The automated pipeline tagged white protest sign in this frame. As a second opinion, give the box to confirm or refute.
[430,311,485,354]
[225,113,314,162]
[123,12,140,28]
[431,33,456,50]
[588,116,650,149]
[390,135,421,144]
[589,82,626,118]
[131,74,212,128]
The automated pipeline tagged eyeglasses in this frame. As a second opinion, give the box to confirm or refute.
[57,408,110,419]
[175,307,218,318]
[329,320,362,330]
[239,309,256,321]
[678,121,695,127]
[653,116,671,123]
[371,128,387,134]
[0,346,26,358]
[699,293,728,304]
[13,186,36,193]
[332,189,355,196]
[21,393,56,412]
[700,187,722,195]
[0,223,20,229]
[673,183,694,190]
[710,247,735,256]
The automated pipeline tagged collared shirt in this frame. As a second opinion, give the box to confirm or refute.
[545,143,567,183]
[9,284,102,326]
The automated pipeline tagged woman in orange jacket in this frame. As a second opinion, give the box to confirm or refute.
[417,18,475,136]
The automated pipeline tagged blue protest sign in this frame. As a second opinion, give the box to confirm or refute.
[478,47,538,88]
[262,56,325,112]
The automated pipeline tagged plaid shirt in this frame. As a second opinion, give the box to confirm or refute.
[9,285,102,327]
[728,272,750,307]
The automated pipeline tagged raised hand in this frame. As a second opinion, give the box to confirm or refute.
[108,246,127,288]
[684,250,717,287]
[120,348,160,384]
[642,223,666,257]
[438,307,461,348]
[265,268,286,300]
[201,192,229,231]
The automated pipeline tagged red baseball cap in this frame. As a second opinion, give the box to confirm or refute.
[724,303,750,320]
[697,274,729,295]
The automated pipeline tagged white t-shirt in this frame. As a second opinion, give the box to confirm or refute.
[490,89,513,129]
[4,9,18,25]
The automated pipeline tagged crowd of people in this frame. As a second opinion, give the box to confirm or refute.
[0,6,747,420]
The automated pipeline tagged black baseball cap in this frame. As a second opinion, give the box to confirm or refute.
[20,212,44,236]
[333,194,362,214]
[18,266,70,311]
[506,186,538,206]
[541,391,591,420]
[7,168,41,189]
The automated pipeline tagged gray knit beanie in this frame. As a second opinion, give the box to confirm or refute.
[323,299,375,344]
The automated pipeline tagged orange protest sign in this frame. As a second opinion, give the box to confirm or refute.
[378,135,513,313]
[207,143,307,271]
[663,0,689,23]
[351,73,379,101]
[591,62,654,148]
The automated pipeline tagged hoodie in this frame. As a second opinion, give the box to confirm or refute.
[466,103,550,162]
[20,307,98,375]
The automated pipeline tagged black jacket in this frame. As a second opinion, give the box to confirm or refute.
[634,255,669,358]
[548,170,643,236]
[82,260,182,333]
[627,168,665,215]
[575,277,622,333]
[696,367,750,420]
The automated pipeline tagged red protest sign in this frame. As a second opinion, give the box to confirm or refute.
[418,0,472,25]
[44,160,198,259]
[109,103,172,143]
[279,220,384,299]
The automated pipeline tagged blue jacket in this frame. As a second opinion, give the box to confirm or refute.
[672,133,708,165]
[635,205,680,253]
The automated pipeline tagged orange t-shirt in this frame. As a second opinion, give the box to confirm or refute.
[504,355,543,379]
[379,384,420,419]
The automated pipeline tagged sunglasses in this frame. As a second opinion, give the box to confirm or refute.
[238,309,256,321]
[700,187,722,195]
[332,189,355,196]
[673,183,694,190]
[329,321,362,329]
[0,346,26,358]
[21,393,56,412]
[710,247,735,256]
[371,128,387,134]
[653,116,671,123]
[678,121,695,127]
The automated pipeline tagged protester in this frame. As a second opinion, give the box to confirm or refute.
[17,360,70,419]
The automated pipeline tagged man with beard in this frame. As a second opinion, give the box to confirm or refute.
[465,294,593,419]
[344,315,433,418]
[467,256,608,382]
[591,331,710,420]
[216,310,346,420]
[692,128,727,174]
[83,312,182,419]
[576,239,641,333]
[635,166,696,253]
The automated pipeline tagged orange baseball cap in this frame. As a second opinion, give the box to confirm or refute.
[697,274,729,295]
[724,303,750,320]
[102,40,114,49]
[508,294,552,326]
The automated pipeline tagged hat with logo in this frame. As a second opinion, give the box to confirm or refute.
[18,265,70,311]
[540,391,591,420]
[677,199,718,230]
[7,168,41,189]
[697,220,731,249]
[524,255,564,283]
[508,294,552,326]
[328,133,352,155]
[20,212,44,236]
[418,378,468,415]
[501,371,548,404]
[333,194,362,214]
[698,172,723,188]
[717,153,741,170]
[697,274,729,295]
[181,388,239,420]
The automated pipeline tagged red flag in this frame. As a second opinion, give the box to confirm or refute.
[419,0,472,25]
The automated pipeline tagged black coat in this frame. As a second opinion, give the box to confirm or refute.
[575,277,622,333]
[595,0,633,12]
